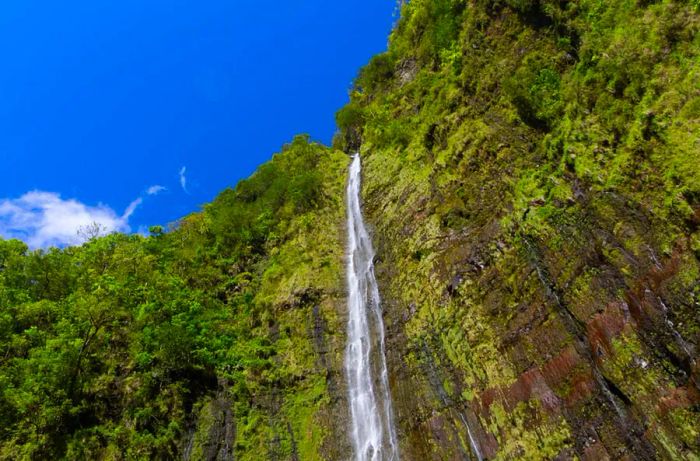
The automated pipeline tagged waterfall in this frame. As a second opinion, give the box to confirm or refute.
[344,154,399,461]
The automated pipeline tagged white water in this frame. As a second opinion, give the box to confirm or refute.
[345,154,400,461]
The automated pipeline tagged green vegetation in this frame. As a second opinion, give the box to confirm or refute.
[1,0,699,459]
[0,136,349,460]
[335,0,699,458]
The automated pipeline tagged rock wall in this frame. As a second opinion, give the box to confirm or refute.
[343,0,700,459]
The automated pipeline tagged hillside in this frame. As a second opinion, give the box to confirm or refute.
[1,0,699,460]
[0,137,350,459]
[337,0,699,458]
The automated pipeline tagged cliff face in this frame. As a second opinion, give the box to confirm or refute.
[184,138,351,461]
[338,0,699,459]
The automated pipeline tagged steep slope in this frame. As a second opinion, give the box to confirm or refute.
[0,136,351,460]
[335,0,700,459]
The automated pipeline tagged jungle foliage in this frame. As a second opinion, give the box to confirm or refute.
[2,0,699,458]
[334,0,699,458]
[0,136,348,460]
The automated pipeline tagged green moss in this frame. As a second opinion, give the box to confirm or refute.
[487,402,572,460]
[336,0,699,457]
[667,406,700,453]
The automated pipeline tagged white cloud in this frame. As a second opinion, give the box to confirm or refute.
[0,191,136,249]
[122,197,143,221]
[179,166,188,193]
[146,185,166,195]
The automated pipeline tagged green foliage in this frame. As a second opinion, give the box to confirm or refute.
[2,0,699,458]
[506,64,563,129]
[394,0,467,65]
[336,0,700,458]
[206,134,327,260]
[0,137,348,459]
[335,101,366,151]
[355,53,397,93]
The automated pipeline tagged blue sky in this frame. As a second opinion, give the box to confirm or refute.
[0,1,396,248]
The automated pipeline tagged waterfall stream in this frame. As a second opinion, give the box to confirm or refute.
[345,154,399,461]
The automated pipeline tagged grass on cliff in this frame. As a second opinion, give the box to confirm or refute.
[335,0,699,458]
